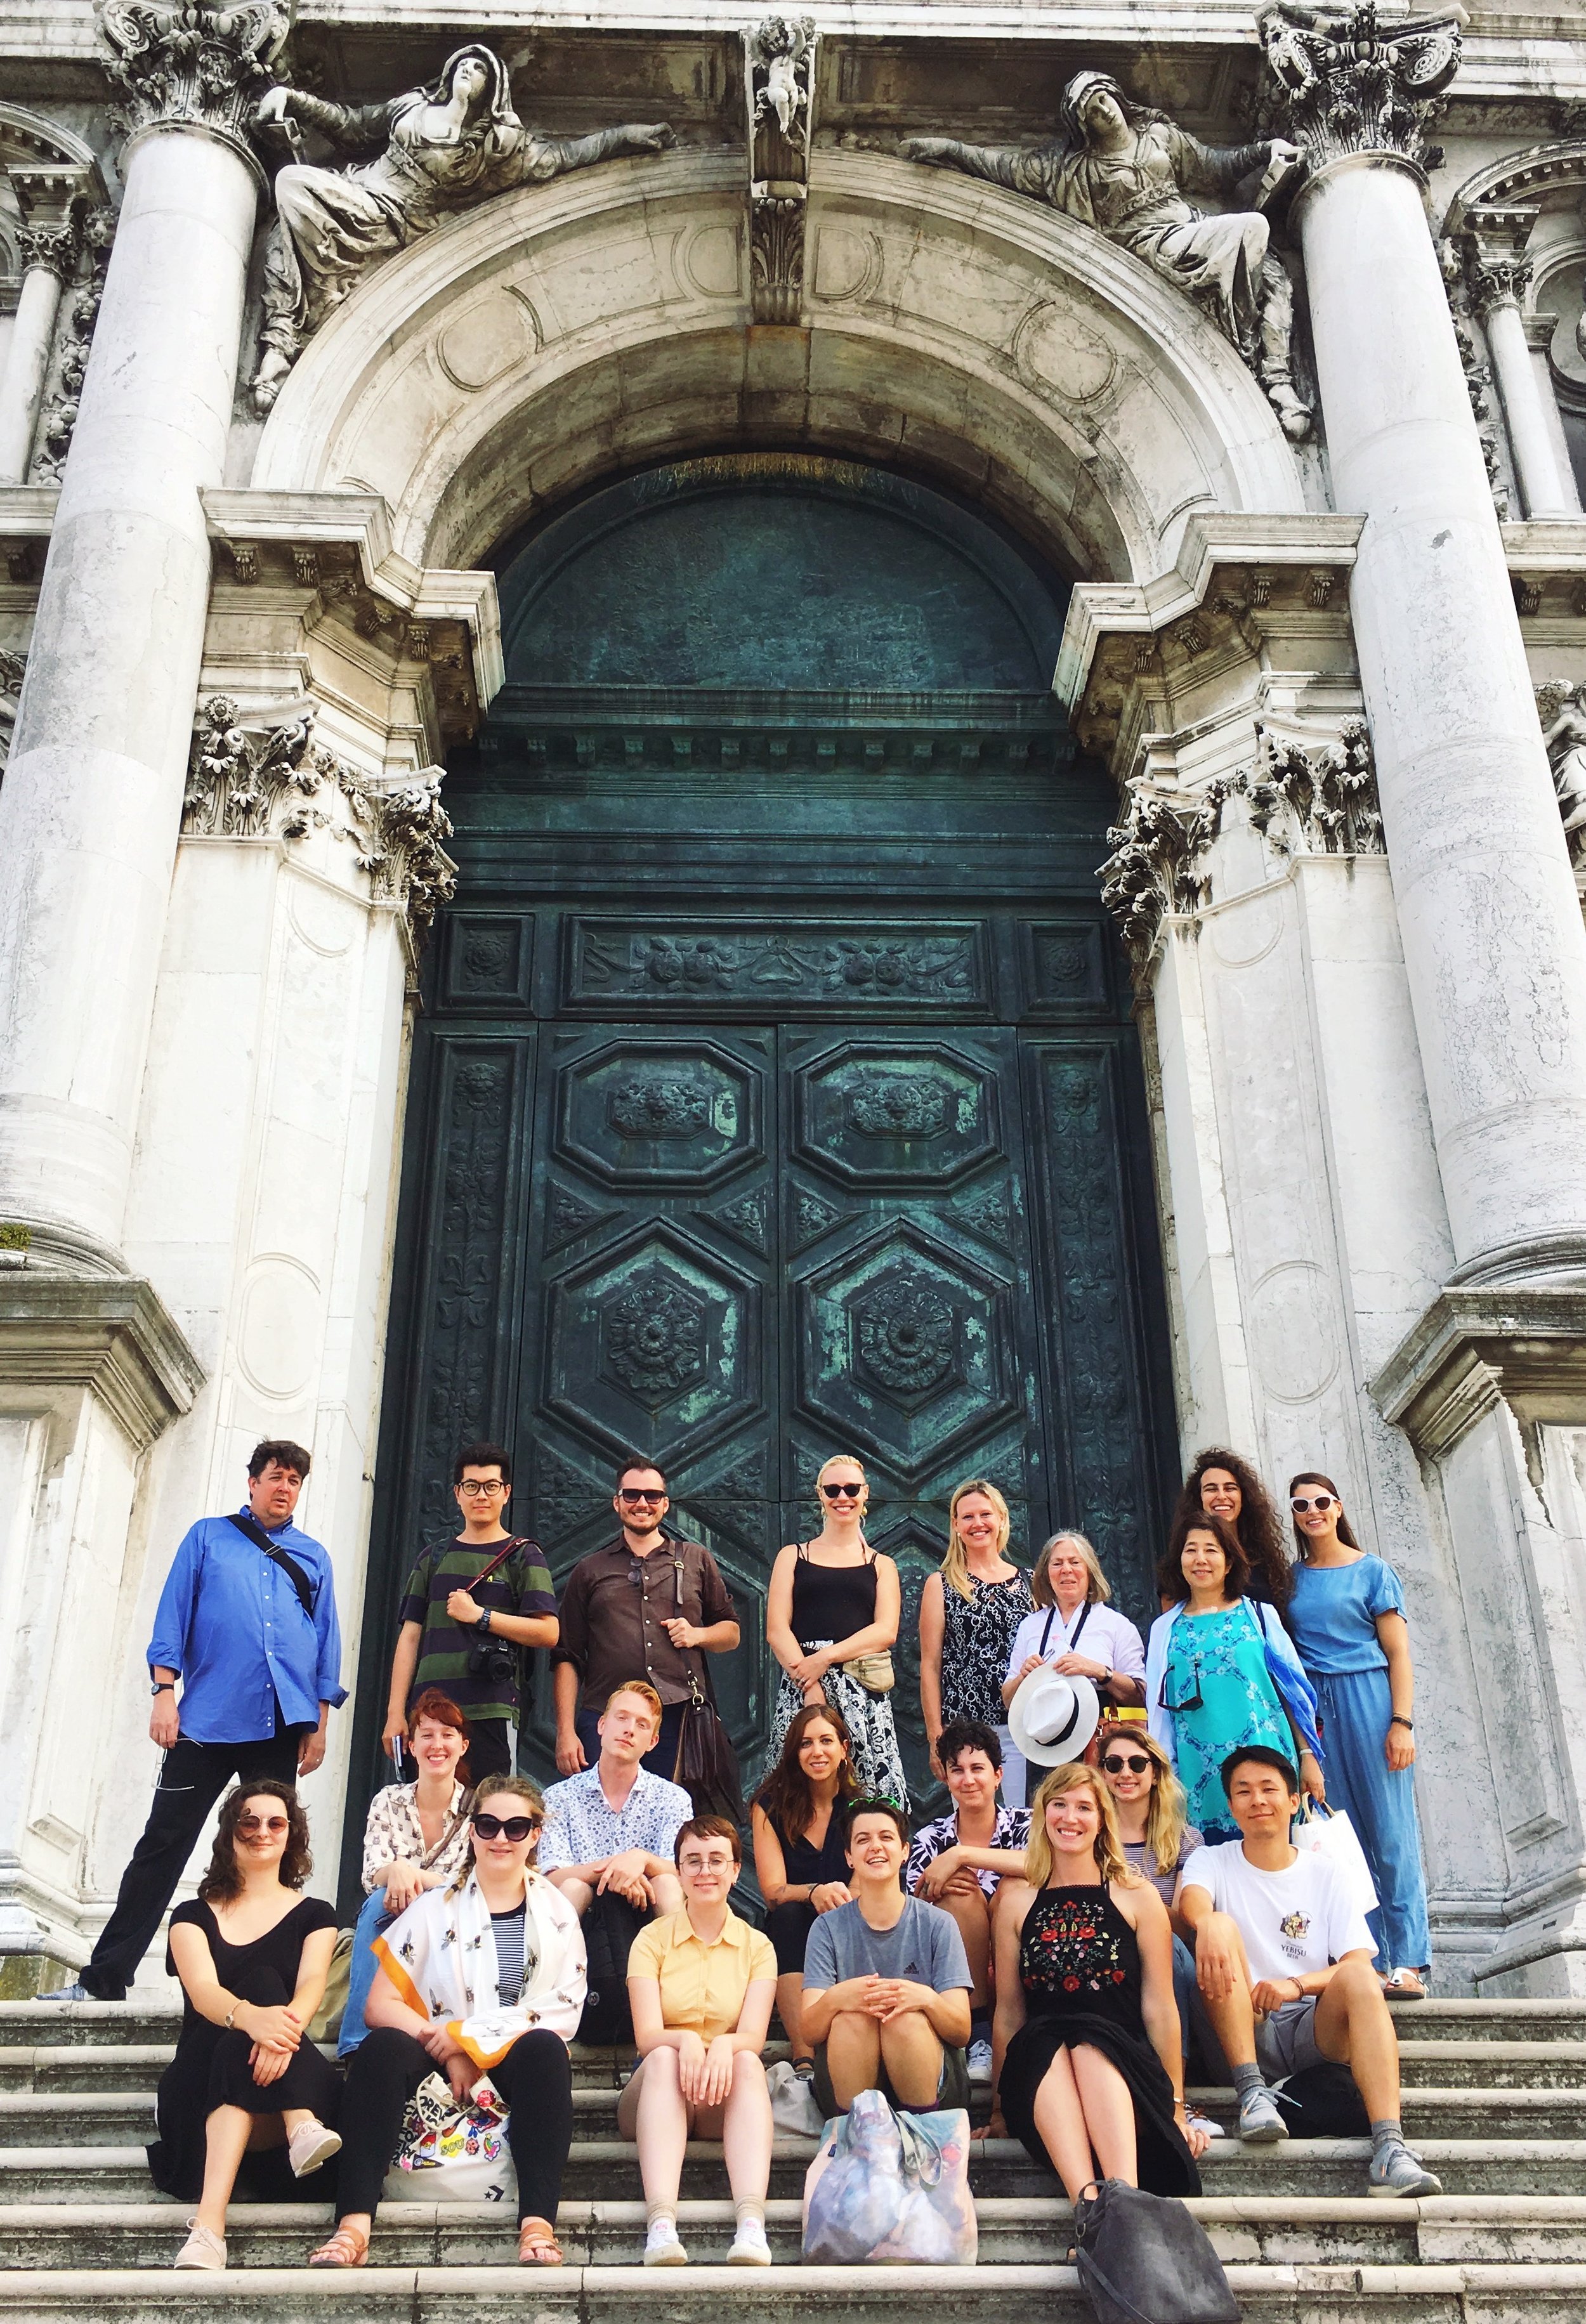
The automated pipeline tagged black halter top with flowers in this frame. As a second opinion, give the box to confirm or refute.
[1018,1882,1142,2032]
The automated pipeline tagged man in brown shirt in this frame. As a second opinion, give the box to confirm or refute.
[552,1457,740,1779]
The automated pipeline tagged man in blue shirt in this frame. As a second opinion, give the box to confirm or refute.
[44,1439,345,2002]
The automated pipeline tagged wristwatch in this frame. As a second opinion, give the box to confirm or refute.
[150,1681,174,1696]
[475,1610,493,1635]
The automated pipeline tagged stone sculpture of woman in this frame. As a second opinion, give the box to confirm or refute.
[900,71,1311,442]
[251,44,674,412]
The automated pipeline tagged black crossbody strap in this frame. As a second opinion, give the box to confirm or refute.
[1039,1599,1091,1659]
[226,1511,316,1623]
[470,1534,529,1593]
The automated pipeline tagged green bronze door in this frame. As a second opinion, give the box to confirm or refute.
[355,455,1177,1855]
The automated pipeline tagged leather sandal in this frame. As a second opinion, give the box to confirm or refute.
[518,2216,565,2266]
[308,2223,370,2268]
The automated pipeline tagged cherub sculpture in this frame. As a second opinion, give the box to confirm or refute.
[900,70,1311,442]
[750,16,814,147]
[251,43,674,411]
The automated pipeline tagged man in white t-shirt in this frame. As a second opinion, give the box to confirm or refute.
[1176,1745,1441,2198]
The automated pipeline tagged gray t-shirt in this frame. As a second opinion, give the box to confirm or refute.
[803,1896,973,1993]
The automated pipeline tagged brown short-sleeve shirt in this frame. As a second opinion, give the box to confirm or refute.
[552,1536,736,1711]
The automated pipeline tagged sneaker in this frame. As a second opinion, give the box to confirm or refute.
[1236,2085,1289,2144]
[38,1980,101,2004]
[288,2119,343,2178]
[966,2038,994,2087]
[644,2216,689,2266]
[1184,2102,1226,2141]
[726,2216,772,2266]
[174,2220,226,2271]
[1368,2141,1443,2198]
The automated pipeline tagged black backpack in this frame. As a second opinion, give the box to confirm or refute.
[1273,2061,1370,2138]
[576,1888,646,2048]
[1073,2178,1240,2324]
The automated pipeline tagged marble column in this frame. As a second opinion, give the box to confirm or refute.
[0,171,84,486]
[1262,2,1586,1283]
[0,1,289,1264]
[1466,231,1578,519]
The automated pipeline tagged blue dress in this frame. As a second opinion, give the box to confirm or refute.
[1287,1555,1430,1974]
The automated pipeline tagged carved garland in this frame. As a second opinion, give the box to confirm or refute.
[183,696,457,941]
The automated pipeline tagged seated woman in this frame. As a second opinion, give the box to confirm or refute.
[990,1763,1209,2212]
[148,1780,341,2271]
[750,1702,860,2075]
[341,1687,473,2056]
[620,1814,778,2267]
[308,1773,586,2269]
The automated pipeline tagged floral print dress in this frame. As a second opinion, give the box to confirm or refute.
[939,1569,1034,1726]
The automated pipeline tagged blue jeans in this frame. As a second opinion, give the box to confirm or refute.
[338,1888,393,2058]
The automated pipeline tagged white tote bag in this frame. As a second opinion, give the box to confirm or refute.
[1294,1800,1379,1919]
[382,2070,516,2205]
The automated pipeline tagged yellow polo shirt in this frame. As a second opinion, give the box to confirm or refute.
[627,1906,777,2039]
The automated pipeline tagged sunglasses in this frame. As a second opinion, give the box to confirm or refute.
[618,1488,665,1504]
[472,1813,541,1841]
[237,1815,290,1836]
[1290,1494,1336,1514]
[821,1482,865,1499]
[1101,1754,1152,1775]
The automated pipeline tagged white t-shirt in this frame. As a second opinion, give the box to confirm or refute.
[1178,1839,1377,1981]
[1004,1602,1146,1689]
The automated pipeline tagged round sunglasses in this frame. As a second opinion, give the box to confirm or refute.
[1101,1753,1152,1775]
[472,1812,541,1842]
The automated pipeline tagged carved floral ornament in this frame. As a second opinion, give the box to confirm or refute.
[183,696,457,941]
[95,0,291,148]
[1256,1,1462,174]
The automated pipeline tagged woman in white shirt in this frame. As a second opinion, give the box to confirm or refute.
[1002,1532,1147,1800]
[340,1688,473,2057]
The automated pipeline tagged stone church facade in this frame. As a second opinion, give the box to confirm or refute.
[3,0,1586,1997]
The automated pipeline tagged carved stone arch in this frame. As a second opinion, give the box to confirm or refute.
[1443,140,1586,413]
[0,105,105,180]
[251,148,1304,584]
[1443,141,1586,238]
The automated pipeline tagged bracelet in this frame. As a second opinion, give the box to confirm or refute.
[223,2001,240,2030]
[1390,1715,1413,1731]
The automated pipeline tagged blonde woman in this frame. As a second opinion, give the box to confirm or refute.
[990,1763,1206,2205]
[766,1455,907,1808]
[919,1479,1033,1796]
[1002,1534,1147,1756]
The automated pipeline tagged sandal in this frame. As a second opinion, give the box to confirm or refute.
[519,2216,565,2266]
[1382,1967,1429,2001]
[308,2224,370,2268]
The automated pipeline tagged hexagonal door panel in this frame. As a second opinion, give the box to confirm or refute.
[793,1041,998,1187]
[794,1219,1019,1479]
[556,1038,760,1187]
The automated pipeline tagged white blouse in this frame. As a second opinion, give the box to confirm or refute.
[360,1779,471,1895]
[1004,1600,1147,1694]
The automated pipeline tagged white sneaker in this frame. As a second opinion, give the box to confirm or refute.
[966,2038,994,2087]
[1184,2102,1226,2141]
[727,2215,772,2265]
[644,2216,689,2266]
[287,2118,343,2178]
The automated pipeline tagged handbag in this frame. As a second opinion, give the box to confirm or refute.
[1073,2177,1239,2324]
[576,1885,646,2047]
[802,2089,976,2264]
[666,1547,746,1819]
[381,2069,516,2205]
[841,1649,896,1695]
[1294,1797,1380,1917]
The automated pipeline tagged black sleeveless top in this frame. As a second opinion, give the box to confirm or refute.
[1018,1883,1144,2035]
[790,1543,877,1647]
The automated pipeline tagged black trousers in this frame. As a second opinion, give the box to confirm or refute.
[462,1718,513,1782]
[81,1717,305,1999]
[337,2023,573,2224]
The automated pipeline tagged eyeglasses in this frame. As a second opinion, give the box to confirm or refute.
[821,1482,864,1499]
[1101,1754,1152,1775]
[679,1853,737,1873]
[237,1815,290,1836]
[1290,1494,1336,1514]
[457,1479,507,1497]
[472,1812,541,1841]
[618,1488,665,1504]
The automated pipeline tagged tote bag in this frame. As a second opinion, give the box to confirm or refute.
[381,2070,516,2205]
[1073,2176,1239,2324]
[802,2088,976,2265]
[1294,1798,1379,1918]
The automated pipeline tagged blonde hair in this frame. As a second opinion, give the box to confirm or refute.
[1097,1722,1188,1879]
[603,1679,664,1733]
[1024,1762,1136,1890]
[941,1479,1012,1602]
[816,1453,868,1493]
[1030,1530,1111,1609]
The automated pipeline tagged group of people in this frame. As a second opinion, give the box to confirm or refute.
[44,1430,1441,2270]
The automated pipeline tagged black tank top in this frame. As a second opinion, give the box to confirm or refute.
[790,1543,877,1647]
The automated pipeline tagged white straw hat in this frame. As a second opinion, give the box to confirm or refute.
[1008,1666,1102,1768]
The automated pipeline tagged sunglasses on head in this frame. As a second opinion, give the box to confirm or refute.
[472,1812,541,1842]
[1101,1753,1152,1775]
[237,1814,290,1835]
[822,1481,864,1499]
[1290,1493,1336,1513]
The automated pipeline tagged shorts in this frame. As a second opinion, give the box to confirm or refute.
[1254,1995,1327,2080]
[812,2038,971,2118]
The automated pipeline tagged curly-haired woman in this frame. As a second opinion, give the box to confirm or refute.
[1168,1447,1292,1616]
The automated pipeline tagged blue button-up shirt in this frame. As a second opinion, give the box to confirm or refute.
[147,1506,346,1744]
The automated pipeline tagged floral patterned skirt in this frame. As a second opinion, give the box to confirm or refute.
[768,1659,908,1812]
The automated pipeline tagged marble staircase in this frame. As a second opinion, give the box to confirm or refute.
[2,1997,1585,2320]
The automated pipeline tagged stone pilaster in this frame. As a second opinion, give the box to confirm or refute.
[1464,212,1577,521]
[0,167,87,485]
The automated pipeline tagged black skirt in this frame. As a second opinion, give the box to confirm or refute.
[1000,2011,1201,2199]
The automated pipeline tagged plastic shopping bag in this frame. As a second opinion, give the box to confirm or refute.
[381,2070,516,2204]
[802,2087,977,2264]
[1294,1799,1379,1918]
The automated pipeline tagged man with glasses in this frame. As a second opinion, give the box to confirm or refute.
[551,1458,738,1781]
[384,1442,558,1782]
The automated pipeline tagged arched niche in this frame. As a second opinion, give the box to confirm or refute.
[252,147,1304,585]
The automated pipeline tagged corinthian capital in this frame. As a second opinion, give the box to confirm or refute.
[1258,1,1461,172]
[95,0,292,151]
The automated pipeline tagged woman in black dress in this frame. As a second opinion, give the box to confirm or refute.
[148,1779,341,2269]
[751,1702,861,2071]
[989,1761,1207,2204]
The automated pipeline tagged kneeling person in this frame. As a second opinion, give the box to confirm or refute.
[1177,1746,1441,2198]
[803,1798,973,2117]
[621,1816,778,2268]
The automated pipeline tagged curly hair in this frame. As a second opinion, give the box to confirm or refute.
[198,1778,311,1904]
[1158,1506,1252,1605]
[1169,1447,1292,1612]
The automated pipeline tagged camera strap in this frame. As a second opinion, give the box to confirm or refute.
[226,1511,316,1624]
[469,1535,529,1593]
